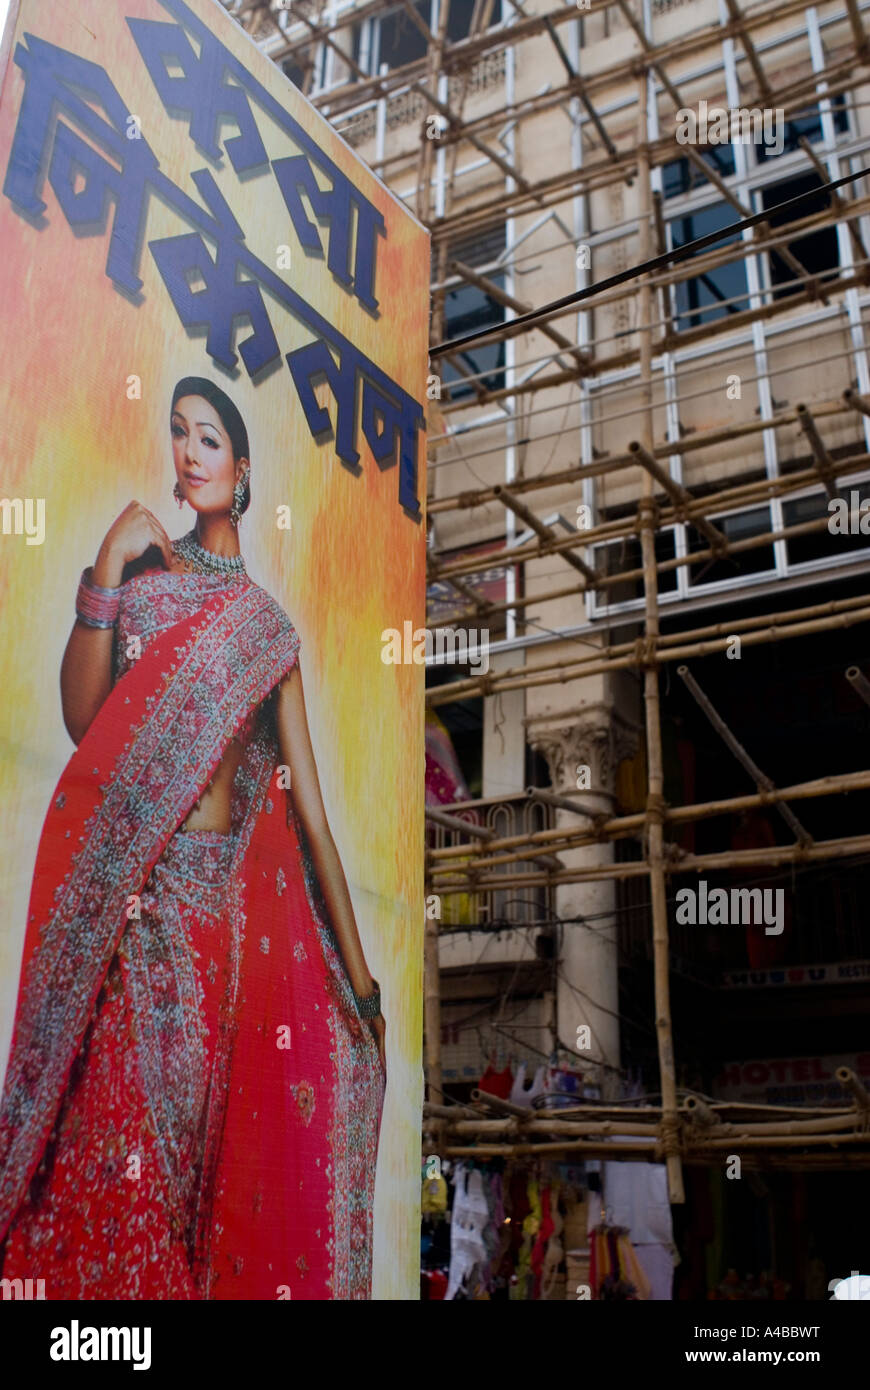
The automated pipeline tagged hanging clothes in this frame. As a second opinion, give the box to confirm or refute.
[509,1063,549,1109]
[590,1223,652,1300]
[422,1173,448,1217]
[446,1165,491,1300]
[588,1137,676,1300]
[479,1061,514,1099]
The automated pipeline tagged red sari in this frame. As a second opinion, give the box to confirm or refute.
[0,570,384,1299]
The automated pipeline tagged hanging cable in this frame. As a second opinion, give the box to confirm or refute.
[429,165,870,359]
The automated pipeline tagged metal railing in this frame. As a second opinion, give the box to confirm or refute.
[428,791,555,928]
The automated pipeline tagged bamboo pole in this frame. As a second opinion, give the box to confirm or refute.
[796,403,839,499]
[844,387,870,419]
[541,13,620,164]
[470,1088,533,1118]
[424,905,443,1108]
[427,767,870,868]
[844,0,869,56]
[428,600,870,707]
[441,1112,864,1138]
[430,449,870,584]
[846,666,870,708]
[442,1133,870,1158]
[677,666,812,846]
[426,805,495,840]
[836,1066,870,1109]
[637,83,684,1205]
[443,1140,662,1157]
[427,395,858,516]
[414,0,450,223]
[528,787,603,821]
[431,829,870,894]
[493,485,598,582]
[799,137,868,264]
[723,0,772,97]
[629,441,728,551]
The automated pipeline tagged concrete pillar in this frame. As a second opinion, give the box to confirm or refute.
[482,649,526,797]
[529,706,638,1098]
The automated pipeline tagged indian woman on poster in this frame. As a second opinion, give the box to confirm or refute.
[0,0,428,1300]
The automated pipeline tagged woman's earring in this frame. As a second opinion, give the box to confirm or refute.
[173,482,184,509]
[230,466,249,528]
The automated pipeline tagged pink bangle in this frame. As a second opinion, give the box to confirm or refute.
[76,567,121,629]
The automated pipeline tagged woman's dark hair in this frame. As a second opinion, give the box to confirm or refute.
[171,376,251,517]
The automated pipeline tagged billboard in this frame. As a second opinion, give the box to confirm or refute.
[0,0,428,1300]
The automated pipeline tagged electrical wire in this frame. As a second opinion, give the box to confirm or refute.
[429,164,870,358]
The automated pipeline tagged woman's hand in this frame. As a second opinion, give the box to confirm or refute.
[369,1012,386,1078]
[93,501,173,588]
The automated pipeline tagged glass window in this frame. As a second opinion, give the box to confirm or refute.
[593,529,678,607]
[755,94,849,164]
[442,281,506,398]
[760,172,840,299]
[446,0,484,41]
[281,56,306,89]
[687,506,774,586]
[784,485,870,565]
[374,2,430,71]
[662,146,736,200]
[671,202,748,331]
[441,226,507,399]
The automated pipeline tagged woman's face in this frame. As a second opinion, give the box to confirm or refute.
[171,394,246,516]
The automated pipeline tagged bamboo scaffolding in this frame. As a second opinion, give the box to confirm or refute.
[427,77,869,243]
[636,98,684,1204]
[432,586,870,688]
[427,597,870,708]
[431,829,870,894]
[450,259,590,371]
[228,0,870,1179]
[431,191,870,370]
[442,1112,866,1138]
[429,447,870,578]
[427,769,870,872]
[797,403,840,499]
[493,484,598,582]
[837,1066,870,1109]
[278,0,850,120]
[427,394,859,516]
[319,3,865,182]
[846,665,870,707]
[677,666,812,846]
[628,441,729,552]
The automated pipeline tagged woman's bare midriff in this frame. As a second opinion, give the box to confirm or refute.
[181,733,245,834]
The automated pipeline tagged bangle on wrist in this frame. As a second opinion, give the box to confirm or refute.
[76,567,122,629]
[354,979,381,1020]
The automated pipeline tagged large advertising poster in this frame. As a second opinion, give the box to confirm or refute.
[0,0,427,1300]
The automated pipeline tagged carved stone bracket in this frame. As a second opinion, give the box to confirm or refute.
[527,703,640,797]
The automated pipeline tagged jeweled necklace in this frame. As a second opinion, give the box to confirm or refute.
[172,528,246,577]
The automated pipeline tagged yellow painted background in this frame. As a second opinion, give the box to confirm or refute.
[0,0,427,1300]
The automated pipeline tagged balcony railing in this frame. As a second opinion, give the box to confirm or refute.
[428,791,555,929]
